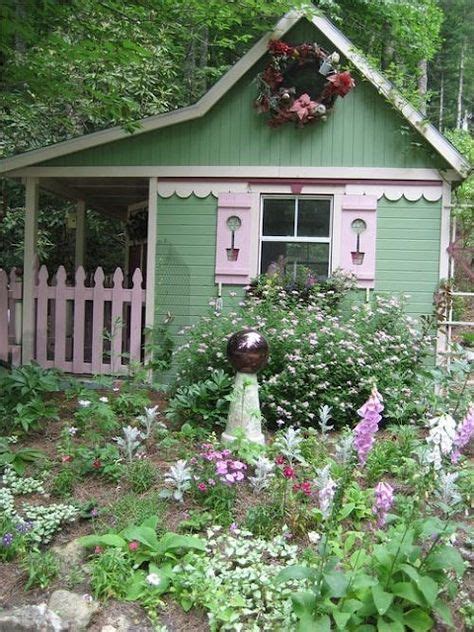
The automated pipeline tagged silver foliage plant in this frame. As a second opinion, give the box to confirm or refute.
[163,459,193,502]
[249,456,275,493]
[335,431,353,464]
[114,425,144,462]
[137,405,165,439]
[275,426,305,464]
[318,404,334,434]
[436,471,462,510]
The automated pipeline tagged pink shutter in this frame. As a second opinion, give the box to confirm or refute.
[215,193,254,285]
[340,195,377,288]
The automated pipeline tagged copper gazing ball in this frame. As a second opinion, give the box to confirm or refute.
[227,330,269,374]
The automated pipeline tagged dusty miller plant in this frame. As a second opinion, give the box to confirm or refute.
[249,456,275,493]
[318,405,334,435]
[162,459,193,502]
[114,425,144,463]
[275,426,305,464]
[137,405,164,439]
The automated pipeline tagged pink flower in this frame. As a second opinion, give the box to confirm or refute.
[197,482,207,492]
[275,455,285,465]
[128,541,139,551]
[229,522,238,532]
[372,481,394,527]
[216,461,228,474]
[451,405,474,463]
[225,473,236,483]
[353,387,384,465]
[61,455,73,463]
[283,466,296,479]
[94,546,103,554]
[231,460,246,470]
[300,481,312,496]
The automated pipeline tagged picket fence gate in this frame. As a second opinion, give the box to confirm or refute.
[0,266,146,375]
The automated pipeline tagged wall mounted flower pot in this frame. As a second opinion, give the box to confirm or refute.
[226,247,240,262]
[351,251,365,265]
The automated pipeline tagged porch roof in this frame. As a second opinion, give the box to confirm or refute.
[41,176,149,218]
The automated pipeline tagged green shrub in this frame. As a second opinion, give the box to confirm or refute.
[90,548,133,600]
[172,275,432,428]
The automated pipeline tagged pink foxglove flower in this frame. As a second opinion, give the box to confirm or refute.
[353,387,384,465]
[372,481,394,527]
[451,405,474,463]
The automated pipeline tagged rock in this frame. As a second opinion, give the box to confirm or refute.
[0,603,67,631]
[48,590,100,631]
[52,539,85,568]
[100,615,133,632]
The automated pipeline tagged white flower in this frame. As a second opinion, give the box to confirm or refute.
[426,414,457,470]
[99,396,109,403]
[78,399,91,407]
[67,426,78,436]
[308,531,321,544]
[146,573,161,586]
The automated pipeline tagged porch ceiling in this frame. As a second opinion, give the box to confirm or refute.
[42,176,149,219]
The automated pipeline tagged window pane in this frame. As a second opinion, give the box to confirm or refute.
[262,199,295,236]
[261,241,330,280]
[297,199,331,237]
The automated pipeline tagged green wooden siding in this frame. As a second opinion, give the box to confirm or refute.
[155,194,240,340]
[155,194,440,352]
[41,21,445,171]
[375,197,441,316]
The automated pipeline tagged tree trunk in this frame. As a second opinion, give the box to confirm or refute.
[438,72,444,132]
[456,40,465,129]
[417,59,428,115]
[381,22,394,70]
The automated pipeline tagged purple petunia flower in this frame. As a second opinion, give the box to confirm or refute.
[372,481,394,527]
[353,387,384,465]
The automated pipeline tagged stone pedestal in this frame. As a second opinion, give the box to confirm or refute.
[222,371,265,445]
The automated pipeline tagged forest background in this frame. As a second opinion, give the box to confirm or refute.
[0,0,472,274]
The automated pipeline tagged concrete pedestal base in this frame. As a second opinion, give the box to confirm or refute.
[222,372,265,445]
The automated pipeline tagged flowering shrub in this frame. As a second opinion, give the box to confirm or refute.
[172,278,431,427]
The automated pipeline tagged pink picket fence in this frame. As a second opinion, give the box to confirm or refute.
[0,266,146,375]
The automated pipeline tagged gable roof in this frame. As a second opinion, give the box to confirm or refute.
[0,10,470,179]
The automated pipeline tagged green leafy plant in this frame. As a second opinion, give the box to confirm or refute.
[0,438,46,475]
[13,398,60,434]
[80,516,206,609]
[22,549,59,590]
[124,458,157,493]
[90,547,134,601]
[166,369,233,429]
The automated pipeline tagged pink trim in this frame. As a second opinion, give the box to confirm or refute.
[215,193,254,285]
[340,195,378,288]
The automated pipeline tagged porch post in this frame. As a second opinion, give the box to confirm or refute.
[145,177,157,329]
[144,177,157,377]
[22,177,39,364]
[74,199,86,270]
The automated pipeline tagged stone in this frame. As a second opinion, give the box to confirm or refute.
[100,627,117,632]
[48,590,100,631]
[0,603,67,631]
[52,539,85,568]
[100,615,133,632]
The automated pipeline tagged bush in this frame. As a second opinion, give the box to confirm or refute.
[171,274,432,428]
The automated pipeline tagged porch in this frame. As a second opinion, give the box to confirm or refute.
[0,176,157,375]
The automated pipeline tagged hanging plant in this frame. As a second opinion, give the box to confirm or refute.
[255,39,355,128]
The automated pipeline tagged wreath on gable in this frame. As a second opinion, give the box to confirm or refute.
[255,40,355,127]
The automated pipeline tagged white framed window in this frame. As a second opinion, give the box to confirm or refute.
[259,195,333,280]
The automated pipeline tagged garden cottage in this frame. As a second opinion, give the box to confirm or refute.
[0,10,470,374]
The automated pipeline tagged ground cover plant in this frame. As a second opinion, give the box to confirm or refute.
[0,292,472,630]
